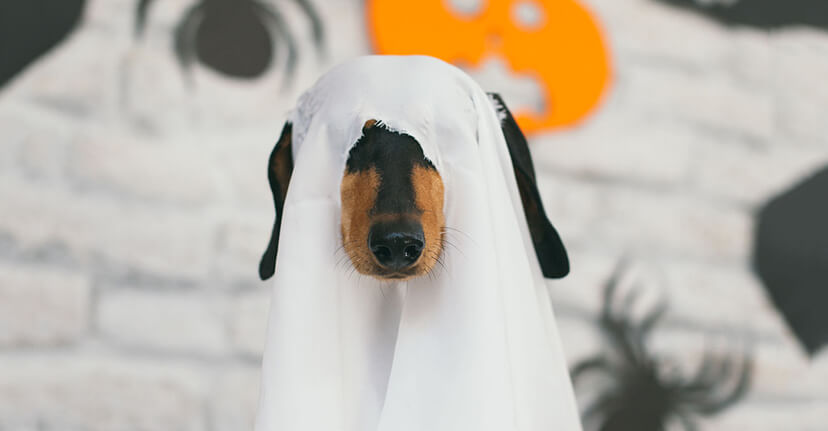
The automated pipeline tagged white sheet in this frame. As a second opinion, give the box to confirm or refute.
[255,55,582,431]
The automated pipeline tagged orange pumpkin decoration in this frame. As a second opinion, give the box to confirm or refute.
[367,0,611,134]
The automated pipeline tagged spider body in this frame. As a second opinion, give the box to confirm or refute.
[573,264,753,431]
[136,0,323,79]
[194,0,274,77]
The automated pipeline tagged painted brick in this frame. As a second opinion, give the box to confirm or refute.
[660,261,788,336]
[213,130,279,210]
[694,139,828,206]
[0,0,825,428]
[532,118,694,185]
[2,27,122,120]
[0,354,208,431]
[210,367,261,431]
[535,174,609,247]
[97,289,228,355]
[706,402,828,431]
[625,65,773,141]
[593,187,752,262]
[0,264,90,346]
[594,0,733,69]
[229,288,271,357]
[0,178,213,280]
[67,131,217,205]
[771,30,828,144]
[214,217,275,286]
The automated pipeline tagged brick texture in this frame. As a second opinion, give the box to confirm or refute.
[0,0,826,429]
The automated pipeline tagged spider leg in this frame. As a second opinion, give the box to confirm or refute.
[581,392,622,427]
[637,296,668,337]
[173,2,206,75]
[601,319,639,368]
[683,350,737,395]
[601,259,630,323]
[255,1,299,84]
[135,0,157,36]
[626,314,658,367]
[686,351,753,415]
[607,284,658,367]
[601,263,642,364]
[678,357,728,402]
[601,260,668,364]
[673,409,700,431]
[292,0,324,49]
[571,356,616,382]
[687,347,718,386]
[627,278,668,365]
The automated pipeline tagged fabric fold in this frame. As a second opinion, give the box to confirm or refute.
[255,55,582,431]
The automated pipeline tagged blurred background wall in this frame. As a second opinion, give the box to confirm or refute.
[0,0,826,429]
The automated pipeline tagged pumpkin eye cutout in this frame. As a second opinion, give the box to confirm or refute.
[445,0,486,18]
[511,0,546,31]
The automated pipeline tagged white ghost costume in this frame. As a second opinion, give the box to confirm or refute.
[255,55,582,431]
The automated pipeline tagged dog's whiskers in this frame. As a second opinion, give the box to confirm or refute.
[442,226,471,240]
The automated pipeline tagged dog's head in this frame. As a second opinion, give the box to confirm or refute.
[259,94,569,282]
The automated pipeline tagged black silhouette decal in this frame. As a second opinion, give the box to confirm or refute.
[135,0,323,79]
[754,166,828,355]
[572,263,753,431]
[656,0,828,30]
[0,0,86,88]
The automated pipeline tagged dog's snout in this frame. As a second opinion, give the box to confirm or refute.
[369,220,424,271]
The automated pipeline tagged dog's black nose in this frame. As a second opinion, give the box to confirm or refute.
[369,220,424,271]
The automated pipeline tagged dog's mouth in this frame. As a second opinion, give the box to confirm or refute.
[464,56,546,119]
[374,267,420,281]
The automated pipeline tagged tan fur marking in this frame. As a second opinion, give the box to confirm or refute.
[340,164,445,281]
[272,137,292,199]
[341,168,380,275]
[412,165,445,276]
[363,119,377,131]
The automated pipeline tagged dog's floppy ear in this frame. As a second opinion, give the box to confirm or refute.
[259,122,294,281]
[488,93,570,279]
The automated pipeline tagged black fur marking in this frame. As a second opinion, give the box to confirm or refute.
[259,122,293,281]
[489,93,570,279]
[346,124,435,216]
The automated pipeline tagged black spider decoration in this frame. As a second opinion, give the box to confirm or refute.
[135,0,323,79]
[571,264,753,431]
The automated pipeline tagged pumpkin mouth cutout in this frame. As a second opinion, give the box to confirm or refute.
[464,56,547,120]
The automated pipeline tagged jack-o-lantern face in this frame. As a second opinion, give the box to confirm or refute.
[367,0,611,134]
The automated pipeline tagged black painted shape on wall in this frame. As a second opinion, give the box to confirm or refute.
[657,0,828,30]
[571,263,752,431]
[0,0,86,89]
[136,0,324,80]
[754,166,828,355]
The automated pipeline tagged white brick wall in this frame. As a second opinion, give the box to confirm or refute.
[0,264,90,346]
[97,289,229,355]
[0,0,826,429]
[0,355,209,431]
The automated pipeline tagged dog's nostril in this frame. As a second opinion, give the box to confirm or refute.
[371,244,393,264]
[368,220,425,271]
[403,243,422,261]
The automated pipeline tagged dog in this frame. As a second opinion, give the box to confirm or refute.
[258,93,569,282]
[253,56,583,431]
